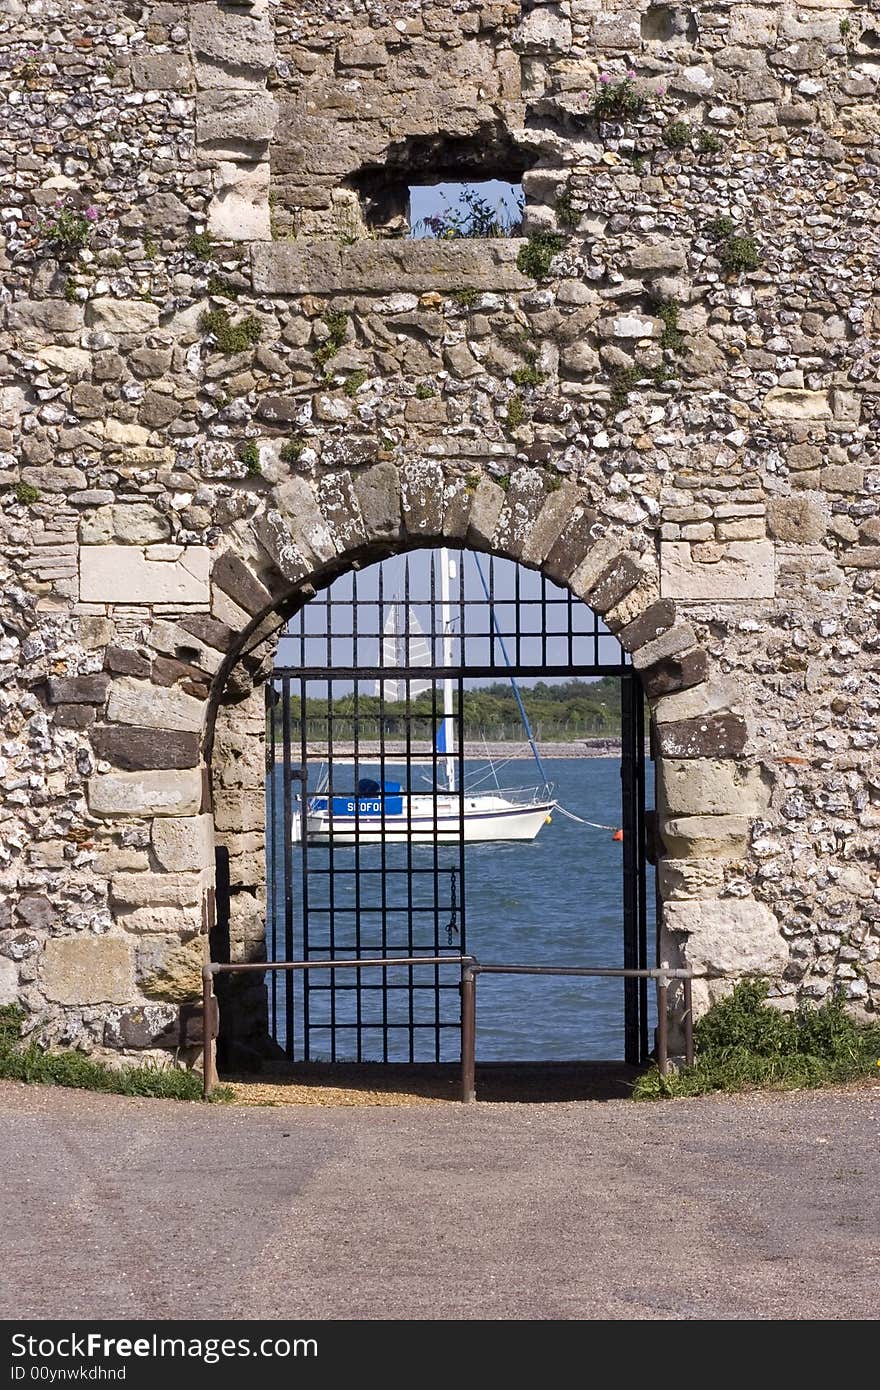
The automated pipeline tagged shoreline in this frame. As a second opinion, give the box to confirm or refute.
[283,739,623,761]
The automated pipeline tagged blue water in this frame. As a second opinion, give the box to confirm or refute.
[267,758,654,1062]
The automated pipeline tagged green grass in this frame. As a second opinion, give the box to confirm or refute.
[0,1005,231,1102]
[634,980,880,1100]
[14,482,41,504]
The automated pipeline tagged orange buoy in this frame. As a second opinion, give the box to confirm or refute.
[612,828,624,841]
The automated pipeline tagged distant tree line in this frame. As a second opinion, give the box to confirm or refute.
[269,677,621,743]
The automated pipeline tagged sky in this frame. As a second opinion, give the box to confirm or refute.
[408,180,523,238]
[275,550,625,688]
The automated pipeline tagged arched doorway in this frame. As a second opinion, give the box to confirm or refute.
[253,544,652,1072]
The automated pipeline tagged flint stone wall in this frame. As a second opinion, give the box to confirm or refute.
[1,0,879,1061]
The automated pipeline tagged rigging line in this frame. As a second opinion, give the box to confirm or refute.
[472,553,549,786]
[554,803,621,833]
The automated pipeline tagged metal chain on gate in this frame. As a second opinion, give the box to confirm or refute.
[446,868,459,945]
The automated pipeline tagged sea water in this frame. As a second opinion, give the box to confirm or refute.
[267,757,655,1062]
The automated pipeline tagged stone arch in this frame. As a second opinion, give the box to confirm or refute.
[194,460,786,1059]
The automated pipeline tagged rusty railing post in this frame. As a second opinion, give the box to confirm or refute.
[461,964,476,1104]
[683,974,695,1068]
[656,973,669,1078]
[202,965,218,1099]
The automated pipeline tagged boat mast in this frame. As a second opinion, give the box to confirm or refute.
[439,548,456,792]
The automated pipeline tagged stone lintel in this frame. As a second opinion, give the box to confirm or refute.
[252,240,531,296]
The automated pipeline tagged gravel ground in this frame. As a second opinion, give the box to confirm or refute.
[1,1079,877,1320]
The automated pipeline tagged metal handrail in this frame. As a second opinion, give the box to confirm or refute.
[201,957,695,1101]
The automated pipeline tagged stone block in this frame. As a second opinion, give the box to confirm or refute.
[152,815,216,873]
[657,858,724,902]
[656,713,748,760]
[42,936,133,1005]
[0,956,18,1006]
[111,874,203,909]
[140,936,205,1004]
[148,620,225,675]
[766,496,826,543]
[494,469,551,559]
[209,162,271,241]
[121,906,202,935]
[631,623,697,671]
[190,3,275,75]
[7,299,83,343]
[89,769,202,818]
[213,789,264,833]
[437,478,471,542]
[642,649,709,700]
[211,550,274,617]
[52,706,96,730]
[85,299,161,336]
[46,674,109,705]
[16,896,54,930]
[518,483,580,567]
[763,388,831,420]
[662,899,789,977]
[197,90,277,157]
[106,677,205,733]
[517,8,572,52]
[104,1003,179,1049]
[253,512,315,586]
[252,240,531,296]
[465,477,506,551]
[660,815,751,860]
[543,505,601,584]
[660,541,775,600]
[104,646,151,678]
[617,600,677,654]
[79,545,210,605]
[274,477,337,563]
[401,460,446,539]
[91,726,200,771]
[658,759,771,817]
[131,53,193,92]
[653,679,741,726]
[352,463,401,540]
[623,242,687,275]
[839,546,880,570]
[585,553,648,616]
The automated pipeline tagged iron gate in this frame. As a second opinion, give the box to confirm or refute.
[265,549,650,1065]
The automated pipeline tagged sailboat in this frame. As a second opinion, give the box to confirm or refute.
[300,551,557,845]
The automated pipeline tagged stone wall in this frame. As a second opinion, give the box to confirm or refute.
[1,0,878,1063]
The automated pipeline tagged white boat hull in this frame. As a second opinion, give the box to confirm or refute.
[300,793,555,845]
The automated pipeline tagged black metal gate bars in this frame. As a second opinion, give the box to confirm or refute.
[265,549,650,1066]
